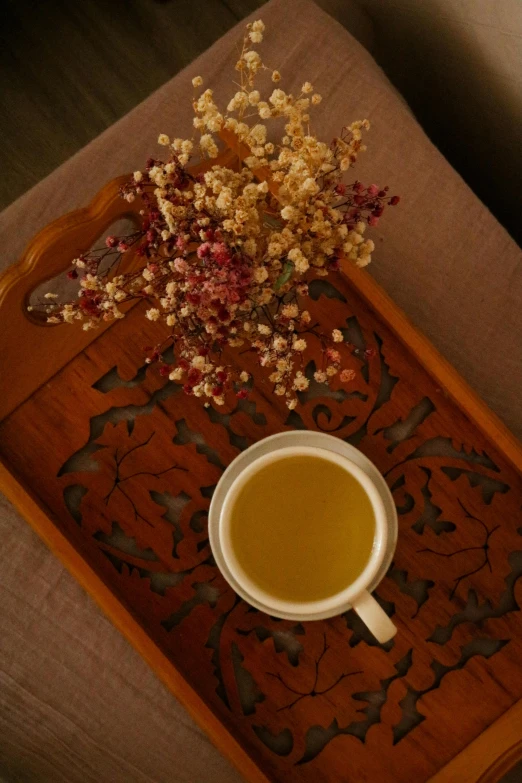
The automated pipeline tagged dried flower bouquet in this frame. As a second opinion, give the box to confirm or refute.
[40,19,398,410]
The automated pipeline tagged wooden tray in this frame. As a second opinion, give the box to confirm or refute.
[1,155,522,783]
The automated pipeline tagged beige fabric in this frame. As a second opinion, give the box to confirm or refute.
[0,0,520,780]
[356,0,522,244]
[0,495,242,783]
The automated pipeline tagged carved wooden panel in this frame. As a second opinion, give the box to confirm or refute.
[1,267,521,783]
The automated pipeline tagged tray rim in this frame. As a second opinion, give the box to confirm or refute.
[0,456,271,783]
[1,174,522,783]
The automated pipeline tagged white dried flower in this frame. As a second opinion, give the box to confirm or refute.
[254,267,268,283]
[282,303,299,319]
[281,205,298,222]
[272,335,287,352]
[244,50,261,65]
[287,247,309,274]
[146,308,160,321]
[192,76,203,87]
[356,255,371,268]
[332,329,343,342]
[200,134,219,158]
[158,133,170,146]
[292,372,309,392]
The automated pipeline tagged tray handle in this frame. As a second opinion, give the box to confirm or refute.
[0,176,141,421]
[0,150,237,423]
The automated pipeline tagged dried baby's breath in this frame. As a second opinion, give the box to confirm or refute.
[41,20,399,407]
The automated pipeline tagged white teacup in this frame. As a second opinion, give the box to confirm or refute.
[216,445,397,643]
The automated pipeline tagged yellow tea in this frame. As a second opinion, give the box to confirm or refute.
[229,455,376,602]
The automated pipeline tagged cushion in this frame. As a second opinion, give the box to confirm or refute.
[0,0,520,780]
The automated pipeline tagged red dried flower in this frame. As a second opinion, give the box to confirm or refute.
[340,368,356,383]
[79,297,100,316]
[197,242,211,259]
[326,347,341,363]
[212,242,231,265]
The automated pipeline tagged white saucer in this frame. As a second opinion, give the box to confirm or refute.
[208,431,398,621]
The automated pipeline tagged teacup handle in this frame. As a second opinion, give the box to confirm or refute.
[352,590,397,643]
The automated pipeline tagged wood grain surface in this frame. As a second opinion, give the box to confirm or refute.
[428,700,522,783]
[1,165,522,781]
[0,0,263,210]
